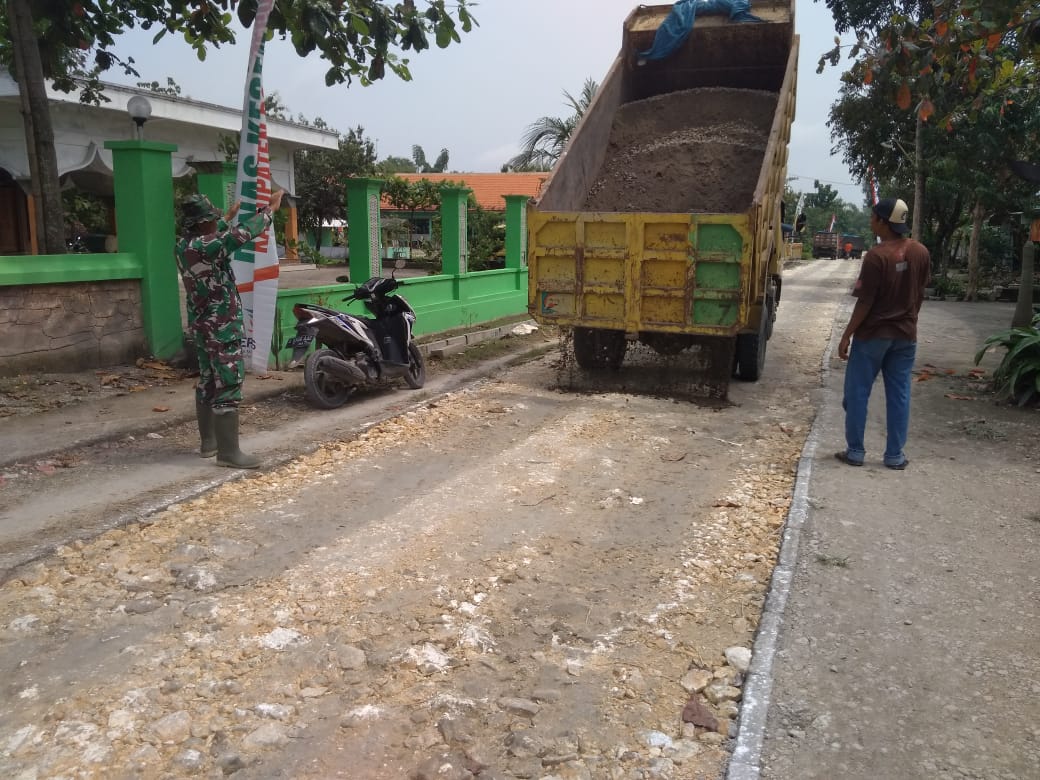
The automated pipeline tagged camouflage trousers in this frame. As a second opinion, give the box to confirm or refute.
[193,315,245,409]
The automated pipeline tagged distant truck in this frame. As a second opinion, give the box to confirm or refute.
[812,231,839,259]
[526,2,798,383]
[840,234,865,259]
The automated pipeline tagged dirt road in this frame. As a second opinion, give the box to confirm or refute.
[0,261,856,778]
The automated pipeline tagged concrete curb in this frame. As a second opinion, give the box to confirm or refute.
[726,296,854,780]
[420,320,538,358]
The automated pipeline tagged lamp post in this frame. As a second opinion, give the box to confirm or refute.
[127,96,153,140]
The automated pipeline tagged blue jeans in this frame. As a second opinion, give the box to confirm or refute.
[842,338,916,466]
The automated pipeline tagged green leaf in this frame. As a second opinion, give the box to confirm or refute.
[1006,332,1040,361]
[350,14,370,36]
[435,23,452,48]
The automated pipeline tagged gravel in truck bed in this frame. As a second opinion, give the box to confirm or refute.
[583,87,780,214]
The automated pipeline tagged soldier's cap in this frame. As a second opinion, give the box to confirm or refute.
[873,197,910,235]
[180,194,222,227]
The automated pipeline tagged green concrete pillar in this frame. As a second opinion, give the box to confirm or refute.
[194,161,237,211]
[440,186,471,276]
[504,194,529,269]
[104,139,181,359]
[346,177,384,283]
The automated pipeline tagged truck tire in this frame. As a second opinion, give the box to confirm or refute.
[764,290,777,342]
[572,327,627,370]
[736,312,768,382]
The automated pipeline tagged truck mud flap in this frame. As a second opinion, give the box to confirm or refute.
[554,330,734,403]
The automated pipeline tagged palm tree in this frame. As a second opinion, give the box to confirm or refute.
[506,78,598,171]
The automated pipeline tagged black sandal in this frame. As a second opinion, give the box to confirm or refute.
[885,459,909,470]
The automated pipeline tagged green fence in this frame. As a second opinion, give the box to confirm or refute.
[2,252,528,371]
[271,267,528,368]
[0,253,143,285]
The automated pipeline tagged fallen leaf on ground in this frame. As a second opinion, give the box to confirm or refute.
[35,463,57,475]
[915,374,933,382]
[137,359,172,371]
[944,369,957,375]
[129,385,149,392]
[681,695,719,729]
[714,499,742,508]
[944,394,977,401]
[152,406,171,413]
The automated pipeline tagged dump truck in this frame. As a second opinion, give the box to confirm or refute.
[527,2,798,384]
[839,233,866,259]
[812,231,839,259]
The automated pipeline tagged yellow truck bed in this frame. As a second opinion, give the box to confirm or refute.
[528,2,798,381]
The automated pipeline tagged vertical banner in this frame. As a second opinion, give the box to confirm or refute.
[828,213,837,232]
[868,167,880,205]
[232,0,278,373]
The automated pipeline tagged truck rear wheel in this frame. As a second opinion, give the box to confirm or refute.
[764,287,777,342]
[572,327,627,370]
[736,312,768,382]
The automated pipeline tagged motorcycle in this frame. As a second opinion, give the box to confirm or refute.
[286,266,426,409]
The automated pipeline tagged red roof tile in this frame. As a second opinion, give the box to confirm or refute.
[379,172,547,211]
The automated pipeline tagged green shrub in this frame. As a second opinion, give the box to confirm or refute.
[932,276,965,299]
[974,312,1040,405]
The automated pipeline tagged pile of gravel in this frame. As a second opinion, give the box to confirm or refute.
[582,87,779,214]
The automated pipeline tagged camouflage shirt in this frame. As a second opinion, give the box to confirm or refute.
[174,209,273,326]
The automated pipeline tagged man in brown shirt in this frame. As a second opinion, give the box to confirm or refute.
[836,197,931,469]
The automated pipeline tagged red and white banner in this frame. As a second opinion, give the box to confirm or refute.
[867,166,880,205]
[232,0,278,373]
[828,213,836,232]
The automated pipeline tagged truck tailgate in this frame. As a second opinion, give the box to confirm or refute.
[529,212,751,336]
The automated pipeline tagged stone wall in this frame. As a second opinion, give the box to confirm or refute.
[0,281,146,376]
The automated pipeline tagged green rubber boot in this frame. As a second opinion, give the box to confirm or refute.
[213,408,261,469]
[196,401,217,458]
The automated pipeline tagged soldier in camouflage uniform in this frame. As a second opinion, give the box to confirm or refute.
[175,191,284,468]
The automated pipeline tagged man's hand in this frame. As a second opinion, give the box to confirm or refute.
[838,333,851,360]
[224,201,241,222]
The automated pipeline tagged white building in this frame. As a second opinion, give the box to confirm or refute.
[0,69,338,255]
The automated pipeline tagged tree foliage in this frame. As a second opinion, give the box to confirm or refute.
[376,155,417,174]
[819,0,1040,307]
[819,1,1039,127]
[412,144,449,173]
[0,0,478,96]
[505,78,598,171]
[294,125,377,251]
[0,0,477,253]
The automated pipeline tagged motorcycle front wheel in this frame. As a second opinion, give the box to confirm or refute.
[304,348,355,409]
[403,342,426,389]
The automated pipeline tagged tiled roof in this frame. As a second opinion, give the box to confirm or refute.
[379,172,548,211]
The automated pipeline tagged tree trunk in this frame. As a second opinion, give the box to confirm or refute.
[965,201,983,302]
[7,0,67,254]
[912,112,924,240]
[1011,241,1036,328]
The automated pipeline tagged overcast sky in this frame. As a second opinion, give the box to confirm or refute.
[109,0,863,204]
